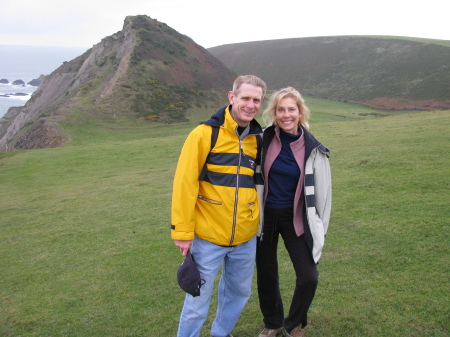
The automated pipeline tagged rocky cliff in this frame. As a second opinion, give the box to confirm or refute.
[0,15,236,151]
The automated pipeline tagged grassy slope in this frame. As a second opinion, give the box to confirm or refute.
[0,100,448,336]
[208,36,450,102]
[360,35,450,47]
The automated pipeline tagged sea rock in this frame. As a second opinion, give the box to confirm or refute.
[12,79,25,86]
[28,75,45,87]
[0,79,9,84]
[0,93,29,98]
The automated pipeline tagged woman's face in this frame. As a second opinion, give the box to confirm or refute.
[275,97,301,135]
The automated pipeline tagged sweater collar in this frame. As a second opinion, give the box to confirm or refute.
[275,124,303,140]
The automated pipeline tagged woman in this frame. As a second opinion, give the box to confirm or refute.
[256,87,332,337]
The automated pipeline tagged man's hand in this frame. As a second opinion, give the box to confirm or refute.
[174,240,193,256]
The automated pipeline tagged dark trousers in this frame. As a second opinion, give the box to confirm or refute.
[256,207,318,331]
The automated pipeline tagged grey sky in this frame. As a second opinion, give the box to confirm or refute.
[1,0,448,49]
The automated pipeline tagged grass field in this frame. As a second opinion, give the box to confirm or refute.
[1,99,448,336]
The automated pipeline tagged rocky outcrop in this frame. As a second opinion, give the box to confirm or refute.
[27,75,46,87]
[0,65,87,150]
[12,80,25,86]
[0,106,21,130]
[0,15,235,151]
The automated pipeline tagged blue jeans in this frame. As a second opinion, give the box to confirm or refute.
[177,236,257,337]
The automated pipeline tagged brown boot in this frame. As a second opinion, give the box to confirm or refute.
[282,327,306,337]
[258,327,283,337]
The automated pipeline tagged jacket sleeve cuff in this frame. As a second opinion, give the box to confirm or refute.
[171,227,195,241]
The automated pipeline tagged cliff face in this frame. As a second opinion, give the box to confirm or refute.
[0,15,236,151]
[0,36,123,150]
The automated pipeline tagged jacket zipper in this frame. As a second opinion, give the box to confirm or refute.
[230,138,243,246]
[259,138,265,243]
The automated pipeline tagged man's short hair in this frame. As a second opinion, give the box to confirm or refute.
[232,75,267,97]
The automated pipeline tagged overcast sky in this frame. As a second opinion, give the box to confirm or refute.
[1,0,448,50]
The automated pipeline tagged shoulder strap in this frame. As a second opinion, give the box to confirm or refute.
[199,126,219,181]
[254,133,264,185]
[210,125,219,151]
[256,133,262,163]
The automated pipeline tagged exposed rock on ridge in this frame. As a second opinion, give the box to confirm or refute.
[0,15,236,151]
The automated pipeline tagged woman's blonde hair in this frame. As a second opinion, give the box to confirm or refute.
[262,87,310,130]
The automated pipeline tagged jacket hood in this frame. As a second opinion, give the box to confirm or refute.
[202,105,263,136]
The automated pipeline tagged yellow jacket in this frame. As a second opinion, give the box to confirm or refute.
[171,106,263,246]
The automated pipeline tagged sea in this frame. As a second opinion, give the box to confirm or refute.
[0,45,89,118]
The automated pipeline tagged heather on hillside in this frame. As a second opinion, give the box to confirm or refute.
[209,36,450,109]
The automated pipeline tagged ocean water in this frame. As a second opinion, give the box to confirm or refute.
[0,45,88,118]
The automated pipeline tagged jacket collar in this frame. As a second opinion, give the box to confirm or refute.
[201,105,263,136]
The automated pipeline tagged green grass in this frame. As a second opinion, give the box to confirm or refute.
[304,96,407,122]
[1,104,449,336]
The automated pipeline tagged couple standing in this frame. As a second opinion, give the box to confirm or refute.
[171,75,332,337]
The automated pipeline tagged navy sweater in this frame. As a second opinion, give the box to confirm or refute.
[265,128,302,209]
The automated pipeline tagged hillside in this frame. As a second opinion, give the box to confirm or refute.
[208,36,450,109]
[0,109,448,336]
[0,15,235,151]
[2,27,449,152]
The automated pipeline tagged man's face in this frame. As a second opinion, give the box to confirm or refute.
[228,83,263,127]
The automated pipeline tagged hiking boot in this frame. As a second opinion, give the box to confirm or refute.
[282,327,306,337]
[258,327,283,336]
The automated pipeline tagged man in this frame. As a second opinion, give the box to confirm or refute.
[171,75,267,337]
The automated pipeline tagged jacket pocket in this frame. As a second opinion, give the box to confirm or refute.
[198,195,222,205]
[247,201,257,218]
